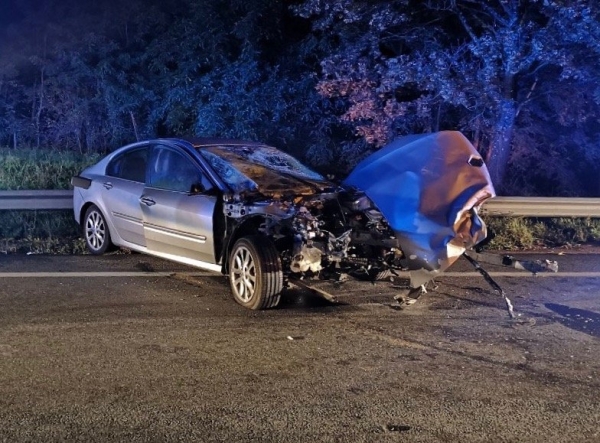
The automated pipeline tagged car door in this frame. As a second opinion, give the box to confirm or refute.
[141,144,218,265]
[102,146,148,247]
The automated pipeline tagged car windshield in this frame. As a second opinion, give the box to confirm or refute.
[198,145,327,194]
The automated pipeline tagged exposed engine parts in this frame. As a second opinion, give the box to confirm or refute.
[290,244,322,273]
[225,190,400,280]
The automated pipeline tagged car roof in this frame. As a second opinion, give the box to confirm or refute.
[182,137,265,148]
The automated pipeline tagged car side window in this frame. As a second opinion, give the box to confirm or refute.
[148,146,212,193]
[106,148,148,183]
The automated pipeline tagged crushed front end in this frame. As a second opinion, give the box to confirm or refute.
[222,188,404,283]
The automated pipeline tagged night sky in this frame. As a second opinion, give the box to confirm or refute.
[1,0,24,27]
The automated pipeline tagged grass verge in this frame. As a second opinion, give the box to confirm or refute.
[0,147,100,190]
[484,216,600,250]
[0,210,86,254]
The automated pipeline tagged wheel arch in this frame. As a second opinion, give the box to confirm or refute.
[79,201,120,248]
[79,202,97,228]
[222,215,269,274]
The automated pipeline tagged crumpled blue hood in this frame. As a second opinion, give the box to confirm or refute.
[343,131,495,285]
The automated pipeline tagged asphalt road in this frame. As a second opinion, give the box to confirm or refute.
[0,252,599,442]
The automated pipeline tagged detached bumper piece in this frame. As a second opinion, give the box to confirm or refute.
[467,251,558,274]
[463,251,558,319]
[289,278,338,304]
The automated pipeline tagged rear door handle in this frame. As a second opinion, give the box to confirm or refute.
[140,197,156,207]
[103,182,113,190]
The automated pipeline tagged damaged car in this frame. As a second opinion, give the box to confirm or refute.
[72,131,553,311]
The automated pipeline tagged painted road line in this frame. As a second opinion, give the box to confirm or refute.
[441,271,600,278]
[0,271,600,278]
[0,271,218,278]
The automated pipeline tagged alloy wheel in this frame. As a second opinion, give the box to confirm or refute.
[86,209,106,252]
[230,245,257,302]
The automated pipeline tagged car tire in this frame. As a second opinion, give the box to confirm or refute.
[229,235,283,310]
[83,205,113,255]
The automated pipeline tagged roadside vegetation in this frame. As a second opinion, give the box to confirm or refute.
[0,148,100,190]
[484,217,600,251]
[0,210,85,254]
[0,148,98,254]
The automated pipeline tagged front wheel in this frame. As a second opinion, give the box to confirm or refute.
[229,236,283,310]
[83,204,113,255]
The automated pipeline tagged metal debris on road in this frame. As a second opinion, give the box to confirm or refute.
[463,252,517,319]
[289,279,338,303]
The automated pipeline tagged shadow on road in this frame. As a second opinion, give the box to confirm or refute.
[545,303,600,338]
[279,288,349,311]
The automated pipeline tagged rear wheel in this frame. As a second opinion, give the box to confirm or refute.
[83,205,113,255]
[229,235,283,310]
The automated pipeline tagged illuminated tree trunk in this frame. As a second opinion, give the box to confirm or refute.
[486,99,516,192]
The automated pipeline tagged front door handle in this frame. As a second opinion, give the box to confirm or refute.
[140,197,156,207]
[103,182,113,190]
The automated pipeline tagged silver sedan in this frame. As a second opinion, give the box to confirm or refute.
[73,134,495,309]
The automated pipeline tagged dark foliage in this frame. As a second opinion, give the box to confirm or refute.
[0,0,599,194]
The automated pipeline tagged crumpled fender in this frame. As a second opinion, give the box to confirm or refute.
[343,131,495,282]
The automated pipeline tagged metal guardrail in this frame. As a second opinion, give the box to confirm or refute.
[482,196,600,217]
[0,190,73,210]
[0,190,599,217]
